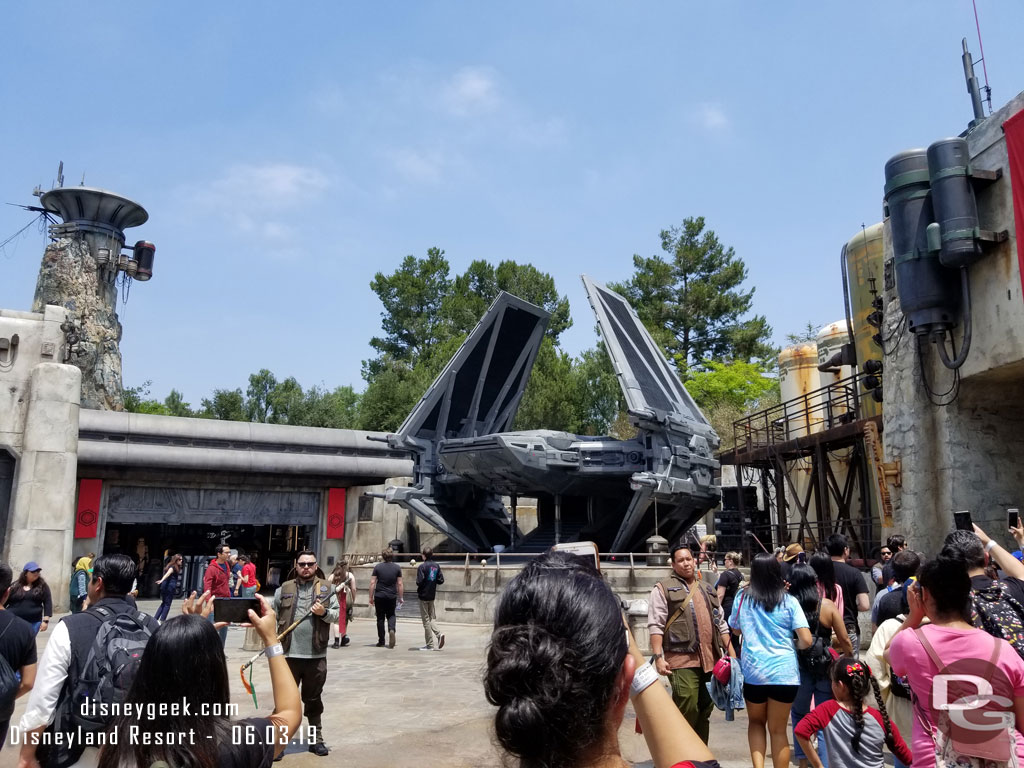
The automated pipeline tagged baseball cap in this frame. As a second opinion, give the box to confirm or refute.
[23,561,41,572]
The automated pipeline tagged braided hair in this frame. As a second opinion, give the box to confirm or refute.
[831,656,899,756]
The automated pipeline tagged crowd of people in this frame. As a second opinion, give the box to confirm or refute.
[0,543,450,765]
[7,521,1024,767]
[603,523,1024,768]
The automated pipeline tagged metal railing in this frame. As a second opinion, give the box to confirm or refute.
[343,550,682,570]
[732,372,871,454]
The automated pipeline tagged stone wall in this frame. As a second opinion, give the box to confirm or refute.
[883,92,1024,557]
[32,237,123,411]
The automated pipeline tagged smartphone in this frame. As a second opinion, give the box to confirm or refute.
[797,551,807,565]
[212,597,260,624]
[551,541,600,571]
[953,510,973,532]
[1010,509,1020,529]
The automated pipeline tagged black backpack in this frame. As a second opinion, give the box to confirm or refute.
[971,580,1024,661]
[797,596,835,678]
[66,607,154,732]
[0,619,20,706]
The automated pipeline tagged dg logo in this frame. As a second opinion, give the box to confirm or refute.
[930,654,1016,748]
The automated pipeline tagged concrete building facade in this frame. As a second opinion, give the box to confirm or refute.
[0,305,82,600]
[882,91,1024,556]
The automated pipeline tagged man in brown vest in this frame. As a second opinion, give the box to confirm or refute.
[272,549,338,757]
[647,543,734,743]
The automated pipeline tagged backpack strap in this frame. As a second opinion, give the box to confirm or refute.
[808,594,822,635]
[916,626,1002,670]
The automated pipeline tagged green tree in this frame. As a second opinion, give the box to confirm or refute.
[122,380,171,415]
[570,346,623,435]
[199,388,246,421]
[302,385,361,429]
[785,321,819,345]
[357,357,436,432]
[683,360,780,449]
[513,340,577,431]
[267,376,304,424]
[246,369,278,423]
[163,389,194,418]
[612,216,775,377]
[360,252,573,432]
[368,248,452,372]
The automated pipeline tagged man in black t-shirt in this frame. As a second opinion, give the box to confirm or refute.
[416,548,446,651]
[370,548,404,648]
[714,552,743,622]
[827,534,870,656]
[0,562,36,751]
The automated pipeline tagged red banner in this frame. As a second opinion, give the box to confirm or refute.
[1003,108,1024,300]
[326,488,346,540]
[75,479,102,539]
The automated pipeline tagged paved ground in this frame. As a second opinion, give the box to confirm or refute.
[4,602,757,768]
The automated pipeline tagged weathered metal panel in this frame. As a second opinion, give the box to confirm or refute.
[105,485,320,525]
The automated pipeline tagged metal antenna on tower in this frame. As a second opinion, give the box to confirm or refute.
[972,0,993,115]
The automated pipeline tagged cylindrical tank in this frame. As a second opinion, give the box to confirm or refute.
[883,149,959,335]
[844,224,885,420]
[778,343,821,439]
[779,343,818,532]
[816,321,853,426]
[927,138,981,268]
[133,241,156,281]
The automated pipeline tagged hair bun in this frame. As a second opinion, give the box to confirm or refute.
[485,624,584,762]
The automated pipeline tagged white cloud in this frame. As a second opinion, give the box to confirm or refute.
[189,163,330,241]
[441,66,500,116]
[207,163,329,209]
[694,103,731,132]
[385,148,445,184]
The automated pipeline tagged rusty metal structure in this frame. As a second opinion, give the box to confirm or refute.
[718,370,888,560]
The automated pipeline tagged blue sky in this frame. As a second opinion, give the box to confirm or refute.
[2,2,1023,406]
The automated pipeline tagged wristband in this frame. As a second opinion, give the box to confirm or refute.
[630,661,659,697]
[985,540,998,553]
[265,643,284,658]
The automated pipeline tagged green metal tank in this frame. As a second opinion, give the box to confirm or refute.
[844,224,885,419]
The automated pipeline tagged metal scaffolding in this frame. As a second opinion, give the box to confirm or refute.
[718,373,883,559]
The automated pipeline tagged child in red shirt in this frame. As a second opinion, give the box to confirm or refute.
[795,656,912,768]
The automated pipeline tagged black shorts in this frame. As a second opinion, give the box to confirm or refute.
[743,683,799,704]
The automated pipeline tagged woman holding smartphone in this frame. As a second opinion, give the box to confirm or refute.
[98,591,301,767]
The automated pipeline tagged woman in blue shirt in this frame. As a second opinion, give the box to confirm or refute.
[730,552,813,768]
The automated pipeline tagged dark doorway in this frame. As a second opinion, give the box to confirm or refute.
[0,450,13,556]
[103,522,313,598]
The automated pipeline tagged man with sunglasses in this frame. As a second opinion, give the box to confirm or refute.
[272,549,338,757]
[871,546,893,593]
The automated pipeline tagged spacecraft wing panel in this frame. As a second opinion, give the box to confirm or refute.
[581,276,710,427]
[397,292,550,442]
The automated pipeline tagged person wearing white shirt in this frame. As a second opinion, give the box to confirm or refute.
[17,554,158,768]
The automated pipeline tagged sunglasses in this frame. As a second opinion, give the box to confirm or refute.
[297,562,317,568]
[880,550,891,556]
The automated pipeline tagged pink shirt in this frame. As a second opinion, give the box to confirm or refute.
[890,625,1024,767]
